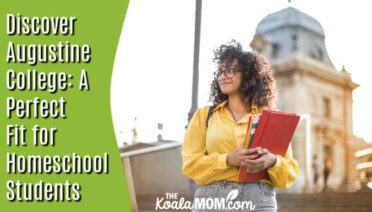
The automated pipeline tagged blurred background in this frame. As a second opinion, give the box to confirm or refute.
[111,0,372,211]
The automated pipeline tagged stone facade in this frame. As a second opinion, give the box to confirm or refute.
[250,7,360,193]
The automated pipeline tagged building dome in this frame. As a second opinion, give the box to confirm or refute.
[256,7,324,36]
[251,7,333,67]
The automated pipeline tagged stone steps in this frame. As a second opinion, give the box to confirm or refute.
[277,192,372,212]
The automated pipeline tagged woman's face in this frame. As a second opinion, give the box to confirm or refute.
[217,59,242,96]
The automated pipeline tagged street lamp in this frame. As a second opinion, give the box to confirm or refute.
[188,0,202,123]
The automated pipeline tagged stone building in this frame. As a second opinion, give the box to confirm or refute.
[250,7,361,193]
[355,139,372,188]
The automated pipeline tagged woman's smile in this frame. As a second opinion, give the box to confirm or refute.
[220,81,232,86]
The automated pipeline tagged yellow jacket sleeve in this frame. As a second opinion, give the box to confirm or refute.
[267,143,299,189]
[181,107,232,185]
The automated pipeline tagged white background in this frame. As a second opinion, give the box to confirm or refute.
[111,0,372,147]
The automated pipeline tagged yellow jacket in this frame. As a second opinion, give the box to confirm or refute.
[182,100,299,189]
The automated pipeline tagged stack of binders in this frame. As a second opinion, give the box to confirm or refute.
[238,109,300,183]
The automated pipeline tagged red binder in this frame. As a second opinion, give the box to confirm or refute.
[238,109,300,182]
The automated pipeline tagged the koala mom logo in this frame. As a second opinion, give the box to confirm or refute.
[155,189,256,210]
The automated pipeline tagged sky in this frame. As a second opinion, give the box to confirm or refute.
[111,0,372,147]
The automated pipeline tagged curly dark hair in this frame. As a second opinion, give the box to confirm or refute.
[209,40,277,109]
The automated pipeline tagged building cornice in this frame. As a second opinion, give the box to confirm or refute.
[271,51,359,90]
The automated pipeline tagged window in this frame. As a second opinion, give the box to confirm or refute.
[317,47,323,61]
[271,43,279,58]
[322,97,331,118]
[323,145,332,157]
[310,52,317,59]
[291,35,297,50]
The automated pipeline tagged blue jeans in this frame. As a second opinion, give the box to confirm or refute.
[192,181,277,212]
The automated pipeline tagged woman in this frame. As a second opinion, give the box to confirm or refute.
[182,41,299,211]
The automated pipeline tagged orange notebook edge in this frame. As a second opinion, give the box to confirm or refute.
[238,115,254,182]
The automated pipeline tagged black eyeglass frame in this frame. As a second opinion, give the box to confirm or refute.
[213,66,240,80]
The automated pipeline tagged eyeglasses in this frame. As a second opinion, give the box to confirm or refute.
[214,67,239,79]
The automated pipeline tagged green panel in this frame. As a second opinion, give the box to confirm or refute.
[0,0,131,211]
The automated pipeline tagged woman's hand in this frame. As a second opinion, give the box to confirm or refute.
[242,148,277,173]
[227,146,262,167]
